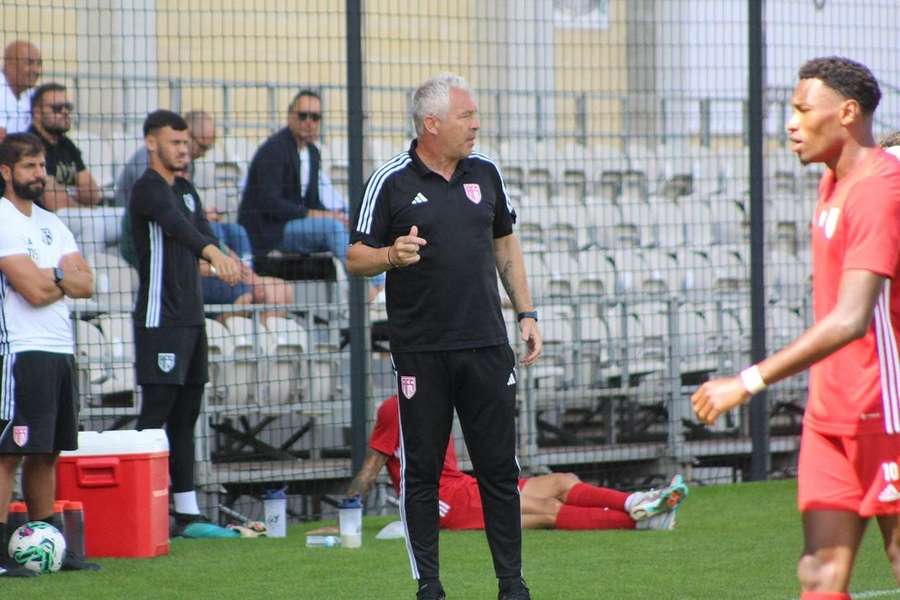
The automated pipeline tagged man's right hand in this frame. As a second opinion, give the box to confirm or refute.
[202,245,241,286]
[388,225,427,268]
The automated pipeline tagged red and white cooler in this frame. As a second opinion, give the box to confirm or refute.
[56,429,169,558]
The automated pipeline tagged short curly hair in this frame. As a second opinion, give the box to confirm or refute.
[798,56,881,114]
[880,131,900,149]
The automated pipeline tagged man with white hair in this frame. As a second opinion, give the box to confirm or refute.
[348,73,541,600]
[0,41,42,142]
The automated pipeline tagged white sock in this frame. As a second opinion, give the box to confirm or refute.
[173,491,201,515]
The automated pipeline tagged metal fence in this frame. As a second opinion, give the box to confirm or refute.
[3,0,899,523]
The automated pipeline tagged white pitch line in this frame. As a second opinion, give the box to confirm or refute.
[789,589,900,600]
[851,590,900,599]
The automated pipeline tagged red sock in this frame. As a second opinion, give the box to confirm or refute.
[554,505,635,530]
[800,592,851,600]
[564,482,629,511]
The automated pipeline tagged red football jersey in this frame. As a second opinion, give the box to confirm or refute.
[368,396,470,496]
[806,149,900,435]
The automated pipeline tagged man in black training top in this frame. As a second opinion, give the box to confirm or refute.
[129,109,239,537]
[348,73,543,600]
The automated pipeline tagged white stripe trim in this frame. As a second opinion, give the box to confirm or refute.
[146,223,164,328]
[356,154,411,235]
[397,401,420,580]
[0,354,16,426]
[470,152,515,217]
[874,281,900,434]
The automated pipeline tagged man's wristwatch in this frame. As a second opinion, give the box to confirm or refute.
[517,310,538,322]
[53,267,64,288]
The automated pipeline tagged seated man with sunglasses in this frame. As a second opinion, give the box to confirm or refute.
[239,89,383,297]
[27,82,122,255]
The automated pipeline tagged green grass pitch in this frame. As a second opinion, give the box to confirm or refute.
[6,480,899,599]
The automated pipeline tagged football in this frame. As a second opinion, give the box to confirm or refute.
[8,521,66,574]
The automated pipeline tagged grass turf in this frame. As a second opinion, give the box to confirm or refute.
[5,479,899,599]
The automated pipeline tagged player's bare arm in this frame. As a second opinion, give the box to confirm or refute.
[347,226,427,276]
[74,169,102,206]
[0,254,65,306]
[39,176,75,211]
[56,251,94,298]
[493,233,542,365]
[345,448,390,497]
[693,268,885,425]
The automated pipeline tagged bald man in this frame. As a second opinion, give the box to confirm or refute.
[0,41,42,142]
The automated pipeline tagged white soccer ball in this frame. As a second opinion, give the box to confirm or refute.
[8,521,66,574]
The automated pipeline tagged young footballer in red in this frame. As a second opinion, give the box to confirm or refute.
[692,57,900,599]
[347,396,687,532]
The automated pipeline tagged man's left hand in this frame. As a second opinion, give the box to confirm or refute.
[519,318,542,366]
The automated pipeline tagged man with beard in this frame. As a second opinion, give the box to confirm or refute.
[0,132,97,576]
[129,110,240,538]
[28,82,120,255]
[28,83,100,210]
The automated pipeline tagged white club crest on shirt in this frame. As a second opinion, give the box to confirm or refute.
[183,193,196,213]
[158,352,176,373]
[400,376,416,399]
[463,183,482,204]
[41,227,53,245]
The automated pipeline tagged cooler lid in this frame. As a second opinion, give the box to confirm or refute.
[60,429,169,457]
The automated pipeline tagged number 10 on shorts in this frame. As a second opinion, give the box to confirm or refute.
[881,461,899,482]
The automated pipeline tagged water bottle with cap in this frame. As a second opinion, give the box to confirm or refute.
[305,535,340,548]
[263,487,288,538]
[338,495,363,549]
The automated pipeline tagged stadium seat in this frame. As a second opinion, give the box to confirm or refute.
[205,318,236,406]
[87,252,139,311]
[74,319,135,406]
[264,316,309,406]
[223,315,269,406]
[767,248,810,307]
[68,129,116,195]
[544,251,580,297]
[708,197,748,245]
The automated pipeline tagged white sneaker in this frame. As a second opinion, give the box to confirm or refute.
[636,508,678,530]
[627,474,689,521]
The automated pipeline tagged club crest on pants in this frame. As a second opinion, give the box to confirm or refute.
[12,425,28,447]
[400,376,416,399]
[158,352,176,373]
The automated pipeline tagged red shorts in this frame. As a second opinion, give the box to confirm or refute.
[439,478,528,530]
[798,426,900,517]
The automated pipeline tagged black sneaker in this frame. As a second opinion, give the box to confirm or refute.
[60,551,101,572]
[0,563,37,577]
[498,577,531,600]
[416,581,447,600]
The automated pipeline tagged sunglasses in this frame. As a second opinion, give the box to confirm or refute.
[47,102,73,114]
[295,111,321,122]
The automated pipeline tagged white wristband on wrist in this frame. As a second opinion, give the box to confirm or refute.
[740,365,767,395]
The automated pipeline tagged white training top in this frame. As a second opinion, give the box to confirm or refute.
[0,197,79,354]
[0,77,33,134]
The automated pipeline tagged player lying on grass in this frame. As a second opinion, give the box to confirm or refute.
[346,396,687,531]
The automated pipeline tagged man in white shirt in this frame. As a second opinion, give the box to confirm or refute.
[0,132,97,575]
[0,41,42,142]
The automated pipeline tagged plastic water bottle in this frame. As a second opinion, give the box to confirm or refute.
[305,535,340,548]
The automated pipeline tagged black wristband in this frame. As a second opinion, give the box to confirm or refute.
[517,310,538,322]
